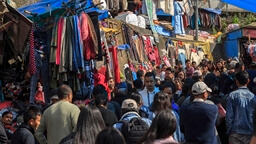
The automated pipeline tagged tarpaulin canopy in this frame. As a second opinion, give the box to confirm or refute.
[221,0,256,13]
[18,0,109,20]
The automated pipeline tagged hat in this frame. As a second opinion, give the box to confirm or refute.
[121,99,138,109]
[51,95,59,100]
[192,70,202,77]
[117,82,128,89]
[250,61,256,67]
[192,82,212,95]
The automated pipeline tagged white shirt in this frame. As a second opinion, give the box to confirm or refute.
[160,71,165,81]
[139,87,160,107]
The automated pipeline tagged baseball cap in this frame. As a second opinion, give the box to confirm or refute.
[192,82,212,95]
[192,70,202,77]
[121,99,138,109]
[51,95,59,100]
[250,61,256,67]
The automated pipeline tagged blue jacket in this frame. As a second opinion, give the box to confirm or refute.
[180,101,218,144]
[113,112,152,131]
[226,86,256,135]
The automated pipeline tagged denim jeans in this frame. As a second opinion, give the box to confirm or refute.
[29,51,49,103]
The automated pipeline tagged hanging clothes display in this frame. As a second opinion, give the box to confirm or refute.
[80,12,98,61]
[174,1,185,35]
[143,0,159,42]
[88,12,103,61]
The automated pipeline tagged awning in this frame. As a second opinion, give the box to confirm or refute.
[221,0,256,13]
[18,0,109,20]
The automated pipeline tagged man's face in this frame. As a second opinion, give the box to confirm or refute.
[162,66,167,71]
[186,62,191,68]
[156,68,161,73]
[144,76,155,90]
[108,79,115,91]
[178,72,185,80]
[192,63,196,68]
[29,115,41,130]
[164,87,173,100]
[165,70,174,80]
[2,113,13,125]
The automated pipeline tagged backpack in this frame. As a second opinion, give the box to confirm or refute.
[120,117,149,144]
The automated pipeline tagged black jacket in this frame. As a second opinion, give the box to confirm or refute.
[97,106,118,127]
[11,123,35,144]
[0,122,8,144]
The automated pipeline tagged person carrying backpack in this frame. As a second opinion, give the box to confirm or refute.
[113,99,152,144]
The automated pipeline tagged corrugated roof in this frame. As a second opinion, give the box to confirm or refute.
[199,0,248,12]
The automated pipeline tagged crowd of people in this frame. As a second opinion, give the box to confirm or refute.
[1,56,256,144]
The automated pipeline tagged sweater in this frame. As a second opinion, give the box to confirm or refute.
[35,100,80,144]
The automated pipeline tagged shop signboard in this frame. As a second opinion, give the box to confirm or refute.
[243,28,256,39]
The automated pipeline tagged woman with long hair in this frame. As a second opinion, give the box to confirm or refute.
[149,91,184,143]
[151,92,171,115]
[138,109,178,144]
[59,105,105,144]
[95,127,126,144]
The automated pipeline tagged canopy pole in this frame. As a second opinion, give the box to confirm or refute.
[194,0,198,41]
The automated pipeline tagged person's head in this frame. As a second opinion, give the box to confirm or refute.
[174,78,183,90]
[139,109,176,144]
[235,71,249,87]
[195,65,202,71]
[165,67,175,80]
[156,66,161,73]
[192,61,196,68]
[74,105,105,144]
[151,92,171,113]
[207,61,213,69]
[250,62,256,69]
[93,84,108,99]
[235,63,245,72]
[23,106,41,130]
[121,99,138,115]
[137,70,145,79]
[161,64,167,71]
[128,92,143,108]
[178,70,185,81]
[216,61,223,70]
[96,127,126,144]
[144,72,156,92]
[58,84,73,102]
[133,79,143,91]
[161,83,174,100]
[108,78,115,92]
[205,54,209,59]
[1,111,13,125]
[192,70,203,82]
[50,88,59,104]
[116,82,128,95]
[185,60,191,68]
[202,64,209,73]
[176,61,183,69]
[95,94,108,107]
[191,82,212,101]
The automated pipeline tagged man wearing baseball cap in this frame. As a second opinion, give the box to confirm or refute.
[180,82,218,144]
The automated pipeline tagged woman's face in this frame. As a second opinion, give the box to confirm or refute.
[207,63,213,69]
[178,72,185,80]
[217,62,222,69]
